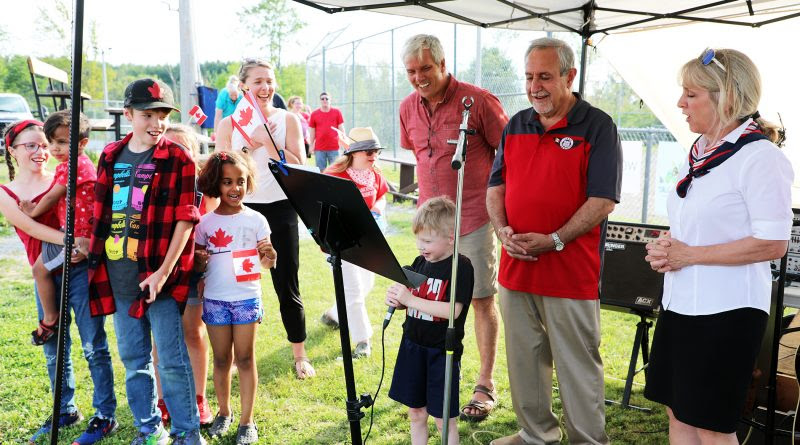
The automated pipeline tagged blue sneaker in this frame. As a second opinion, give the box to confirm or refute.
[29,411,83,443]
[72,416,118,444]
[170,429,207,445]
[130,423,169,445]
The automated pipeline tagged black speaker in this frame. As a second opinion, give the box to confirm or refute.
[600,222,669,316]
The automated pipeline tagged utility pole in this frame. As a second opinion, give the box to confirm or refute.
[178,0,199,125]
[101,48,109,108]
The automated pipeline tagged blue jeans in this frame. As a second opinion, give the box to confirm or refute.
[112,292,199,434]
[315,149,340,171]
[37,261,116,418]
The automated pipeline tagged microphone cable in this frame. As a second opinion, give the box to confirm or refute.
[363,311,391,444]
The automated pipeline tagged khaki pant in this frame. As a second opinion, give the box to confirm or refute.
[499,285,609,445]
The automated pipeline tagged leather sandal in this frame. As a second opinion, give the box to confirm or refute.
[459,384,497,422]
[31,319,58,346]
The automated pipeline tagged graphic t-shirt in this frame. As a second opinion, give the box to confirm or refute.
[105,145,155,299]
[53,153,96,238]
[402,254,473,357]
[195,207,270,302]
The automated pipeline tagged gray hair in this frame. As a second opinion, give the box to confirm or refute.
[226,75,239,95]
[525,37,574,76]
[402,34,445,65]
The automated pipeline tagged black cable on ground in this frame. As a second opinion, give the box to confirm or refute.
[363,321,389,444]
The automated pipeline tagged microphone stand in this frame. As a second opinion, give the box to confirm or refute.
[441,96,474,443]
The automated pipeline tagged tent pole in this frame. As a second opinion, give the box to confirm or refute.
[579,36,588,95]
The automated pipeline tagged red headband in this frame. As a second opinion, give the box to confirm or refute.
[4,119,44,149]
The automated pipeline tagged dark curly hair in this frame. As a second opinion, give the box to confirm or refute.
[197,150,256,198]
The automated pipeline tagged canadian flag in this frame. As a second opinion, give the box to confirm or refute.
[188,105,207,126]
[232,248,261,282]
[230,91,267,151]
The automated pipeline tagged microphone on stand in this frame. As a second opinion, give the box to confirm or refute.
[384,266,414,329]
[449,96,474,170]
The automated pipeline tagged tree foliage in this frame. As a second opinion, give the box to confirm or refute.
[238,0,305,69]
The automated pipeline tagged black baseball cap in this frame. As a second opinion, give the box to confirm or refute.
[124,78,179,111]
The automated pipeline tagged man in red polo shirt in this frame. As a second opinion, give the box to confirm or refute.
[399,33,509,423]
[486,37,621,445]
[309,92,345,170]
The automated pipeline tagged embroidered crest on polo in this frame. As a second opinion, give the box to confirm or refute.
[555,136,574,150]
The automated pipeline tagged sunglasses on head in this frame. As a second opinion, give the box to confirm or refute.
[699,48,726,72]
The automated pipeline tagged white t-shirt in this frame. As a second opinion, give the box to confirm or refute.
[195,207,271,302]
[662,119,794,315]
[243,108,288,204]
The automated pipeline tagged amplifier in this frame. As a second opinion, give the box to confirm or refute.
[600,221,669,316]
[771,209,800,280]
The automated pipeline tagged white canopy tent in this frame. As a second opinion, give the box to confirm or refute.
[294,0,800,189]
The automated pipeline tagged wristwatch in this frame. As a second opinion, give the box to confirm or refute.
[551,232,565,252]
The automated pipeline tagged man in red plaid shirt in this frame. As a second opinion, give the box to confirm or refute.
[88,78,204,444]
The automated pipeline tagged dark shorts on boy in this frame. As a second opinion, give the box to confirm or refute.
[389,337,460,419]
[41,240,65,272]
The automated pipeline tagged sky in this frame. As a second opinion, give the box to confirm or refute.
[1,0,423,66]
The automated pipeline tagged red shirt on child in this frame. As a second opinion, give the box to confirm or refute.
[54,153,96,238]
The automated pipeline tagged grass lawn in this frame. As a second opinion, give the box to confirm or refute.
[0,197,669,444]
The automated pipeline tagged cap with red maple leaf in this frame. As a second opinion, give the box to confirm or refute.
[124,78,179,112]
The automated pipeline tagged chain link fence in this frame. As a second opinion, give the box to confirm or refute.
[305,22,680,224]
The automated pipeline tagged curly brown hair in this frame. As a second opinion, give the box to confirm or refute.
[197,150,256,198]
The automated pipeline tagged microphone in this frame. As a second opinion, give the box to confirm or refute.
[384,266,413,329]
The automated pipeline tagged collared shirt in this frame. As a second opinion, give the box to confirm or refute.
[489,94,622,299]
[88,133,200,317]
[662,118,794,315]
[399,75,508,235]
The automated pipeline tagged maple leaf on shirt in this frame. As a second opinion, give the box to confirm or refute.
[242,257,255,273]
[148,81,162,99]
[237,107,253,127]
[209,228,233,248]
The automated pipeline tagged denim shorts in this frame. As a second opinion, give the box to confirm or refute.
[202,298,263,326]
[185,271,203,307]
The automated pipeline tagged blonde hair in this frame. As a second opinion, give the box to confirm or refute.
[239,58,274,84]
[165,124,201,161]
[287,96,302,108]
[412,196,455,238]
[325,153,383,175]
[680,48,783,144]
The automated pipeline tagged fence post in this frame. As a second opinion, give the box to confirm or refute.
[391,29,397,159]
[352,42,356,126]
[322,47,327,94]
[641,130,655,223]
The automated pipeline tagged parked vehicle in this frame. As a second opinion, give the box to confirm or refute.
[0,93,35,154]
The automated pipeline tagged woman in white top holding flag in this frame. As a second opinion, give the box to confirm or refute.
[214,58,315,380]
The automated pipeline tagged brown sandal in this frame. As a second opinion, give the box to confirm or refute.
[459,384,497,422]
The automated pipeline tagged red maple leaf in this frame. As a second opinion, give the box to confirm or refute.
[147,81,162,99]
[208,228,233,248]
[242,258,255,273]
[237,107,253,127]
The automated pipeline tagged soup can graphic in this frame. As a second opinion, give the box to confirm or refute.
[127,213,142,261]
[105,213,126,260]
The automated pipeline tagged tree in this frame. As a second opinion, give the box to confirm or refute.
[586,72,663,128]
[36,0,100,58]
[276,62,305,100]
[238,0,305,69]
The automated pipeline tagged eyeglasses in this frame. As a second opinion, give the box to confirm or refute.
[12,142,48,153]
[320,97,330,101]
[700,48,726,72]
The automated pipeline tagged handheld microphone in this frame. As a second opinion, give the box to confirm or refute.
[384,266,413,329]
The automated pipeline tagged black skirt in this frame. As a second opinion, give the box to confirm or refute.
[644,307,768,433]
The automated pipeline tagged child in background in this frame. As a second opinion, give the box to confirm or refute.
[20,110,95,345]
[88,78,203,444]
[194,150,276,444]
[386,196,474,445]
[319,127,388,358]
[151,124,214,427]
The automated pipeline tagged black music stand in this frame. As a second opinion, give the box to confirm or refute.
[269,162,425,445]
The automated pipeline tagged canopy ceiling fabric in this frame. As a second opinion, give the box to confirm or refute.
[293,0,800,35]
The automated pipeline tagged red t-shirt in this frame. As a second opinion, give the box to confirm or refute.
[54,153,97,238]
[309,108,344,151]
[0,184,60,266]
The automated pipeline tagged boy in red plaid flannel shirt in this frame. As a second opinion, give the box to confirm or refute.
[88,78,204,444]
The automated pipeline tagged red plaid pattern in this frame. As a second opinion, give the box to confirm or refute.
[88,133,200,317]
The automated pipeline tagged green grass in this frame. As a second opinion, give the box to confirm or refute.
[0,206,669,444]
